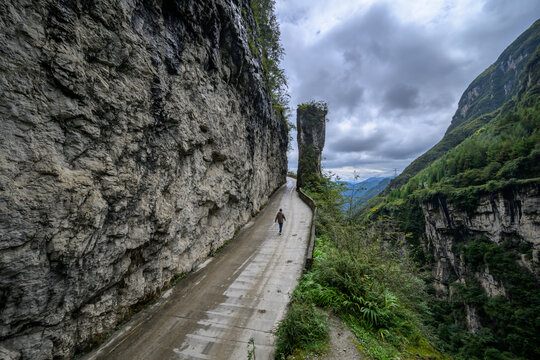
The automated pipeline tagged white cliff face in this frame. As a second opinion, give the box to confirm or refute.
[0,1,288,359]
[464,304,481,334]
[421,183,539,331]
[475,267,506,298]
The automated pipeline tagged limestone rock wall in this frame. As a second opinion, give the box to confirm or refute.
[420,183,540,330]
[296,103,327,189]
[0,1,288,358]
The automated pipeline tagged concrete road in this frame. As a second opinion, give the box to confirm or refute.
[84,177,312,360]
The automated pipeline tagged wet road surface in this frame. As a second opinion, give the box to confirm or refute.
[84,178,312,360]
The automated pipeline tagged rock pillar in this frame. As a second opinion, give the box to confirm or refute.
[296,101,327,189]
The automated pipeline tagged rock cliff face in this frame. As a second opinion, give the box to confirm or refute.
[0,1,288,358]
[421,182,540,330]
[445,20,538,134]
[296,102,327,189]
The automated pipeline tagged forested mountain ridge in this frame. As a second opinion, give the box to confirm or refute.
[366,26,540,359]
[385,19,540,192]
[341,177,393,209]
[388,45,539,202]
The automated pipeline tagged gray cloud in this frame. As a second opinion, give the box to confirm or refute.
[328,131,387,153]
[327,4,465,86]
[377,138,437,160]
[383,84,419,110]
[284,2,469,123]
[277,0,540,179]
[322,153,409,170]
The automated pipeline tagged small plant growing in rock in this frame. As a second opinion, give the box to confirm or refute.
[247,336,256,360]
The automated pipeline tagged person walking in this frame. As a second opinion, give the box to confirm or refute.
[275,208,286,235]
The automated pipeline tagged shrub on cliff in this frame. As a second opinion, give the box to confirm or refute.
[428,237,540,359]
[250,0,288,112]
[249,0,296,146]
[274,302,329,358]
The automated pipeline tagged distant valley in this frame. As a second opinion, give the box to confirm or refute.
[340,176,395,209]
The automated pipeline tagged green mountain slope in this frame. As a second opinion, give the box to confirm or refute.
[373,36,540,360]
[341,177,393,208]
[385,19,540,193]
[389,46,540,203]
[279,26,540,360]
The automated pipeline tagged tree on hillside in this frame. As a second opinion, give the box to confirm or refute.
[250,0,289,115]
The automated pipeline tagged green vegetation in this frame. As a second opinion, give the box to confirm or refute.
[249,0,288,112]
[384,110,498,193]
[364,45,540,360]
[297,100,329,125]
[274,302,329,358]
[385,19,540,192]
[387,47,540,210]
[249,0,295,146]
[277,43,539,360]
[296,101,328,189]
[297,100,328,112]
[247,337,256,360]
[210,239,231,257]
[428,238,540,359]
[275,176,446,359]
[447,19,540,133]
[170,272,188,286]
[277,19,540,360]
[297,145,319,189]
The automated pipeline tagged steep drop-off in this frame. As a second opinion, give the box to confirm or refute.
[421,183,540,358]
[423,183,540,298]
[0,1,288,358]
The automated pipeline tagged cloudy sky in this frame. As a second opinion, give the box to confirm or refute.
[276,0,540,180]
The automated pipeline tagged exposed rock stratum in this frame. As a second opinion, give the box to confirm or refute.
[421,183,540,331]
[0,1,288,358]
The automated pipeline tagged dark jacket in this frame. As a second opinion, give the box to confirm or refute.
[275,211,286,224]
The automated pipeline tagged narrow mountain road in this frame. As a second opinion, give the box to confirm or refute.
[84,177,312,360]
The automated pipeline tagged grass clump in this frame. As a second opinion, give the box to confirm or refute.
[274,301,329,359]
[296,233,444,360]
